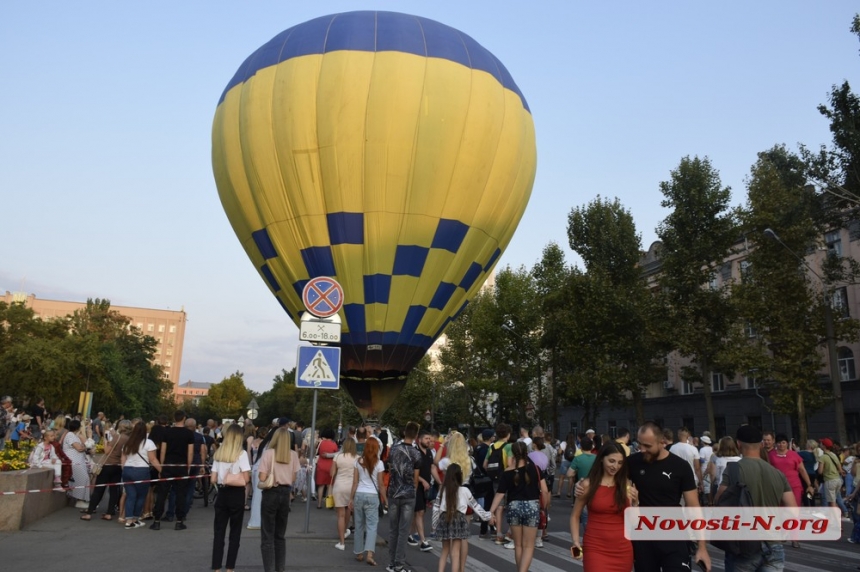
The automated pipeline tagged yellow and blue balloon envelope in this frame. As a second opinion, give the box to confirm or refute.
[212,11,537,418]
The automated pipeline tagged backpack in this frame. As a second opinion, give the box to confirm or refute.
[711,462,760,557]
[486,442,506,482]
[564,444,576,462]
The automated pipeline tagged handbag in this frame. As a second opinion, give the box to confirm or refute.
[325,494,335,509]
[223,461,246,487]
[92,434,121,477]
[258,469,275,490]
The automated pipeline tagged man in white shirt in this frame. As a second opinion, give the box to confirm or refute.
[669,427,703,489]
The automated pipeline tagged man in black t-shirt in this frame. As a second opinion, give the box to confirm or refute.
[151,410,195,531]
[576,422,711,572]
[30,397,46,440]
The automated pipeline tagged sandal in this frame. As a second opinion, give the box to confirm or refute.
[101,514,113,521]
[80,514,92,521]
[356,554,365,562]
[366,558,377,566]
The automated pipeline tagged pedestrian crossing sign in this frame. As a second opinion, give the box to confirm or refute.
[296,345,341,390]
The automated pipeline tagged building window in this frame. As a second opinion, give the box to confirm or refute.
[682,417,695,437]
[682,380,694,395]
[147,324,154,332]
[569,421,579,435]
[166,349,173,356]
[740,260,753,283]
[715,416,727,438]
[608,420,617,438]
[158,324,165,333]
[832,287,850,319]
[169,325,176,333]
[839,347,856,381]
[747,415,762,429]
[711,372,725,393]
[826,230,843,257]
[708,273,718,291]
[137,322,143,330]
[165,360,172,367]
[744,373,759,390]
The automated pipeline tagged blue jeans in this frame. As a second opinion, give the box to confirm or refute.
[388,496,416,568]
[724,542,784,572]
[123,466,150,519]
[353,492,379,554]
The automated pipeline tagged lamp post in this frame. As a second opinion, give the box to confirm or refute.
[763,228,846,444]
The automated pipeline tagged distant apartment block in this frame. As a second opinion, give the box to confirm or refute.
[175,380,211,405]
[3,292,187,395]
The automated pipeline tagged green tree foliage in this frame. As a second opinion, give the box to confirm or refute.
[197,371,254,421]
[0,299,172,419]
[555,197,666,428]
[656,157,739,436]
[729,146,860,442]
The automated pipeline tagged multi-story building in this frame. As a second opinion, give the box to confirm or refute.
[175,380,211,405]
[559,226,860,442]
[2,291,188,395]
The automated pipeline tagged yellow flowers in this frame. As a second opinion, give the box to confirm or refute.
[0,447,31,471]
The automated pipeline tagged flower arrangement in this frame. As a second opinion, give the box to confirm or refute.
[0,448,30,472]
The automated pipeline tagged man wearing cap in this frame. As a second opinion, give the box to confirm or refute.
[818,437,846,514]
[715,425,795,571]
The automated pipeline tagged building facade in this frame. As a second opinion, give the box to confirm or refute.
[559,225,860,443]
[175,380,211,405]
[3,292,188,395]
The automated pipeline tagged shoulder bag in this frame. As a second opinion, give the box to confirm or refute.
[223,460,246,487]
[258,451,278,490]
[368,461,385,518]
[92,434,121,476]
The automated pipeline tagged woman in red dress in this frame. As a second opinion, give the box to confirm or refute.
[314,428,339,508]
[570,442,636,572]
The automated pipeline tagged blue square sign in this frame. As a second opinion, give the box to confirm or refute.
[296,345,341,390]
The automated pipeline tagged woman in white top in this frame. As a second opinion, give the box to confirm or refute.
[258,427,300,572]
[432,463,494,572]
[63,419,91,507]
[211,423,252,572]
[330,437,358,550]
[121,421,162,529]
[349,437,386,566]
[707,436,741,504]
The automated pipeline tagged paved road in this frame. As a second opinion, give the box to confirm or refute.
[2,491,860,571]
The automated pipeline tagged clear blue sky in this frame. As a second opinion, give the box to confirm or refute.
[2,2,858,393]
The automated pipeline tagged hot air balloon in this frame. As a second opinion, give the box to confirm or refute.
[212,11,536,419]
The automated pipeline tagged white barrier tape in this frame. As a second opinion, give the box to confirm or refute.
[0,473,208,496]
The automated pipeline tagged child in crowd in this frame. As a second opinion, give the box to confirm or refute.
[432,463,494,572]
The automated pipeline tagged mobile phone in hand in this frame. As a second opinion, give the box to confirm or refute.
[571,546,583,560]
[697,559,708,572]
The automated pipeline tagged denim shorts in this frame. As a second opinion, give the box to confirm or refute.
[506,499,540,527]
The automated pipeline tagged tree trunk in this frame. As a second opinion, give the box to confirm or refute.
[633,388,645,427]
[797,389,808,446]
[550,351,559,437]
[701,361,717,437]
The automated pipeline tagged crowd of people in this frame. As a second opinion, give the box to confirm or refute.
[4,394,860,572]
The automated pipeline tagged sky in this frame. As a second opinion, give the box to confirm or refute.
[2,2,858,394]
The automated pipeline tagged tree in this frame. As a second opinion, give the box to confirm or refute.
[198,371,254,421]
[730,146,860,443]
[656,157,739,437]
[556,197,667,428]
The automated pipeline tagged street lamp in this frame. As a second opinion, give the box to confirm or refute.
[763,228,846,444]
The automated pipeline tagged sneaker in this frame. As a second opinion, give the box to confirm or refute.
[149,521,161,531]
[124,521,138,529]
[247,525,260,530]
[174,522,187,530]
[504,540,515,549]
[345,528,351,539]
[420,541,432,552]
[407,534,419,546]
[535,538,543,548]
[335,542,345,550]
[849,538,857,544]
[385,565,398,572]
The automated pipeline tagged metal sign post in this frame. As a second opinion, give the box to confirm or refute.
[297,276,343,534]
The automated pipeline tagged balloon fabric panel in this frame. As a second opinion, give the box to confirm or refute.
[212,11,536,417]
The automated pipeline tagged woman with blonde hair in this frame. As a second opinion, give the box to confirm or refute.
[331,437,358,550]
[349,436,385,566]
[258,427,300,572]
[211,423,251,572]
[435,431,474,482]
